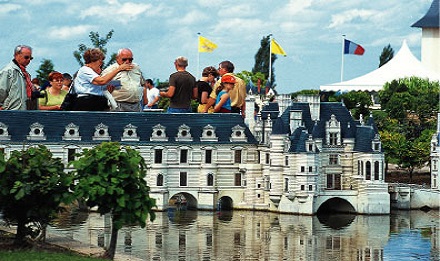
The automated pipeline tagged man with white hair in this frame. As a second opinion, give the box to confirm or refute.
[102,48,145,111]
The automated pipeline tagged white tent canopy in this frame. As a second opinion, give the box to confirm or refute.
[320,40,440,92]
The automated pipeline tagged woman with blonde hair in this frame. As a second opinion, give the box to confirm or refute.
[197,66,219,113]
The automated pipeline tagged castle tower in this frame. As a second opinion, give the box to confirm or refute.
[412,0,440,74]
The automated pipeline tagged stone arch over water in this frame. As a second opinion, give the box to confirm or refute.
[218,196,233,210]
[317,197,356,214]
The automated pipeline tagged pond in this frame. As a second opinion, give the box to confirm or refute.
[47,208,440,261]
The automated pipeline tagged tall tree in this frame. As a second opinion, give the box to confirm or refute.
[0,146,74,245]
[252,34,277,88]
[73,30,116,69]
[379,44,394,67]
[378,77,439,181]
[72,142,156,259]
[35,59,55,85]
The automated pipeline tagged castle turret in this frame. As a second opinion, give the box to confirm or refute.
[412,0,440,74]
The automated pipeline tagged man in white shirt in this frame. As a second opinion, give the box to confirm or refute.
[143,79,160,109]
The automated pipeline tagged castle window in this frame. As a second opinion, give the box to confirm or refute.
[234,173,242,186]
[285,156,289,166]
[27,122,46,140]
[180,149,188,163]
[201,125,218,142]
[366,161,371,180]
[308,166,313,172]
[230,125,247,142]
[205,150,212,164]
[234,150,242,164]
[122,124,139,141]
[68,148,76,162]
[329,154,339,165]
[207,173,214,186]
[176,124,193,141]
[157,174,164,186]
[63,123,81,141]
[265,153,270,164]
[308,185,313,191]
[301,185,305,191]
[0,122,11,140]
[326,114,340,146]
[374,161,380,180]
[154,149,163,164]
[301,166,305,172]
[329,133,338,145]
[180,172,187,186]
[284,178,289,192]
[151,124,168,141]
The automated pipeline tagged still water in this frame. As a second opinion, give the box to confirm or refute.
[48,209,439,261]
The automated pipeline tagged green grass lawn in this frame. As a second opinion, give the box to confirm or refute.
[0,250,103,260]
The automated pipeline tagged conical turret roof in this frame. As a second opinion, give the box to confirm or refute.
[412,0,439,28]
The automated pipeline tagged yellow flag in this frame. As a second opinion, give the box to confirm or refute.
[198,35,218,53]
[271,38,287,56]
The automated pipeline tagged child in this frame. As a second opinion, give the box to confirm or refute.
[214,75,235,113]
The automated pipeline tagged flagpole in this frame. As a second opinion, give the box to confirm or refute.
[197,33,200,79]
[341,34,345,82]
[269,37,272,84]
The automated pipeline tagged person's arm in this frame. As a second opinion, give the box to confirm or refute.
[160,86,175,98]
[92,63,133,85]
[148,95,160,107]
[200,91,209,104]
[214,92,229,112]
[143,88,148,106]
[192,85,198,100]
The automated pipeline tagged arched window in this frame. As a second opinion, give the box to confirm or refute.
[374,161,380,180]
[157,174,164,186]
[207,173,214,186]
[366,161,371,180]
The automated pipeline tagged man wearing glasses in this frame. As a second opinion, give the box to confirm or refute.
[0,45,36,110]
[102,48,145,112]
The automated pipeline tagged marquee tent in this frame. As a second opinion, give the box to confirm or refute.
[320,40,440,92]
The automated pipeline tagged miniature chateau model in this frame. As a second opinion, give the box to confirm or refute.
[0,94,393,215]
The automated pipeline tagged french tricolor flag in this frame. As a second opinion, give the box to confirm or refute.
[344,39,365,55]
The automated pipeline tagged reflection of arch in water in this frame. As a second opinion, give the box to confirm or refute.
[168,192,197,210]
[316,197,356,229]
[167,209,198,225]
[217,196,233,211]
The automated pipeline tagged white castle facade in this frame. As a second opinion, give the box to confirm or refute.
[0,94,391,215]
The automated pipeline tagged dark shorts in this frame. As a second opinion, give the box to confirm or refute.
[73,95,109,111]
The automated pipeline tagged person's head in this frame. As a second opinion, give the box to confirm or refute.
[62,73,72,87]
[31,78,40,86]
[202,66,219,82]
[218,60,234,76]
[48,71,64,89]
[14,45,33,67]
[220,74,236,91]
[116,48,134,65]
[174,56,188,69]
[83,48,105,65]
[145,79,154,89]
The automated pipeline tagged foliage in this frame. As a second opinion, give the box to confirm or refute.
[236,70,268,88]
[0,251,102,261]
[71,142,156,259]
[291,89,320,100]
[379,44,394,67]
[252,34,278,88]
[0,146,74,245]
[333,91,373,120]
[378,77,439,180]
[73,30,116,69]
[35,59,55,86]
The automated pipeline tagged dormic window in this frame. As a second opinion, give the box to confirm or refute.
[176,124,193,141]
[0,122,11,140]
[154,149,163,164]
[201,125,218,142]
[93,123,110,141]
[63,123,81,141]
[230,125,247,142]
[122,124,139,141]
[329,133,338,145]
[326,114,340,146]
[27,122,46,140]
[151,124,168,141]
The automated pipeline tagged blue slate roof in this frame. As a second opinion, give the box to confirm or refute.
[0,111,257,145]
[277,102,378,153]
[412,0,439,28]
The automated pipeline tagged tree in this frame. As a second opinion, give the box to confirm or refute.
[379,44,394,67]
[35,59,55,86]
[252,34,277,88]
[73,30,116,69]
[332,91,372,120]
[0,145,74,245]
[378,77,439,181]
[71,142,156,259]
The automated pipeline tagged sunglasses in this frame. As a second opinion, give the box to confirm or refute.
[122,58,133,62]
[24,55,33,60]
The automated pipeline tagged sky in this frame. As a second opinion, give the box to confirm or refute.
[0,0,434,94]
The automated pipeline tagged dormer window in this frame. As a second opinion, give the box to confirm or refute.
[93,123,110,141]
[122,124,139,141]
[0,122,11,140]
[326,114,340,146]
[230,125,247,142]
[27,122,46,140]
[176,124,193,142]
[372,134,381,152]
[151,124,168,142]
[63,123,81,141]
[306,135,315,152]
[201,124,218,142]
